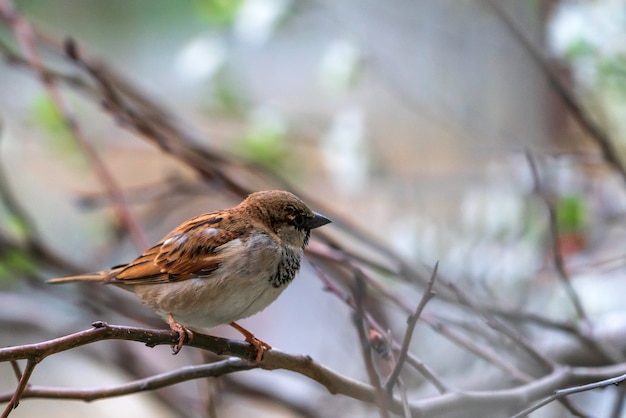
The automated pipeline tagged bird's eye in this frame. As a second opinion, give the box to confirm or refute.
[292,214,305,227]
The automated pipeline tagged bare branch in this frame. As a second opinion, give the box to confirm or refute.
[0,358,253,403]
[511,373,626,418]
[352,271,390,418]
[8,361,21,382]
[442,279,556,372]
[525,152,588,322]
[1,359,35,418]
[0,323,411,416]
[312,262,449,394]
[0,322,257,364]
[427,317,532,383]
[385,262,438,392]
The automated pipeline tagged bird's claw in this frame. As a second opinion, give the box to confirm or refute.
[247,335,272,363]
[168,313,193,354]
[229,321,271,363]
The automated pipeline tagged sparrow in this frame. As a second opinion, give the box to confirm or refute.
[48,190,331,362]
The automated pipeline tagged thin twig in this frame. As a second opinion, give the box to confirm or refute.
[0,358,253,403]
[443,279,556,372]
[312,262,450,394]
[427,316,532,383]
[8,361,21,382]
[314,250,542,385]
[511,373,626,418]
[352,271,390,418]
[385,262,438,392]
[1,359,35,418]
[525,152,588,322]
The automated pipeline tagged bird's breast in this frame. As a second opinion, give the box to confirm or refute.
[269,246,301,288]
[133,231,304,329]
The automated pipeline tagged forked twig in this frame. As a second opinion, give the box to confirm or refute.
[525,152,588,322]
[511,373,626,418]
[1,360,35,418]
[385,262,438,392]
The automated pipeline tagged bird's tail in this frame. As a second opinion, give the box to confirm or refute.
[47,272,110,284]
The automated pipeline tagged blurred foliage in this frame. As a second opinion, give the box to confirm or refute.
[598,55,626,98]
[210,68,249,115]
[235,107,287,171]
[563,38,594,61]
[31,94,77,153]
[194,0,243,27]
[0,247,36,284]
[3,213,31,241]
[556,195,586,233]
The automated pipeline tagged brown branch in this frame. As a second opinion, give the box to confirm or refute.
[0,322,257,364]
[1,359,35,418]
[0,358,253,403]
[352,271,390,418]
[385,262,438,393]
[0,37,91,91]
[8,361,21,381]
[1,311,616,418]
[0,322,414,416]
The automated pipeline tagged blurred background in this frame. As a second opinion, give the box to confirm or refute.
[1,0,626,417]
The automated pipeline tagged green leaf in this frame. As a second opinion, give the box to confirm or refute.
[0,248,37,284]
[31,94,78,153]
[4,214,32,241]
[194,0,244,27]
[556,195,586,233]
[4,248,37,275]
[0,262,10,283]
[210,69,248,115]
[32,94,65,132]
[597,55,626,97]
[564,38,595,61]
[236,107,287,170]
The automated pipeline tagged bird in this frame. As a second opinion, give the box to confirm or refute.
[48,190,331,362]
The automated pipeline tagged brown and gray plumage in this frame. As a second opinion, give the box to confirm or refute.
[49,190,331,362]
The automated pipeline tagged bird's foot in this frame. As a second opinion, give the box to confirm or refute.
[230,321,271,363]
[168,313,193,354]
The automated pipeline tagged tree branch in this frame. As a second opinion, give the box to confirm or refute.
[385,262,438,392]
[0,322,412,416]
[0,358,254,403]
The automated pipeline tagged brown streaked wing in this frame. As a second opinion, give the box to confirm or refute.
[112,224,239,285]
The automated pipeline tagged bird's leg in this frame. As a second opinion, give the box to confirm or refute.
[168,313,193,354]
[229,322,271,363]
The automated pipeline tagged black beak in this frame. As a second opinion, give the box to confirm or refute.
[306,212,331,229]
